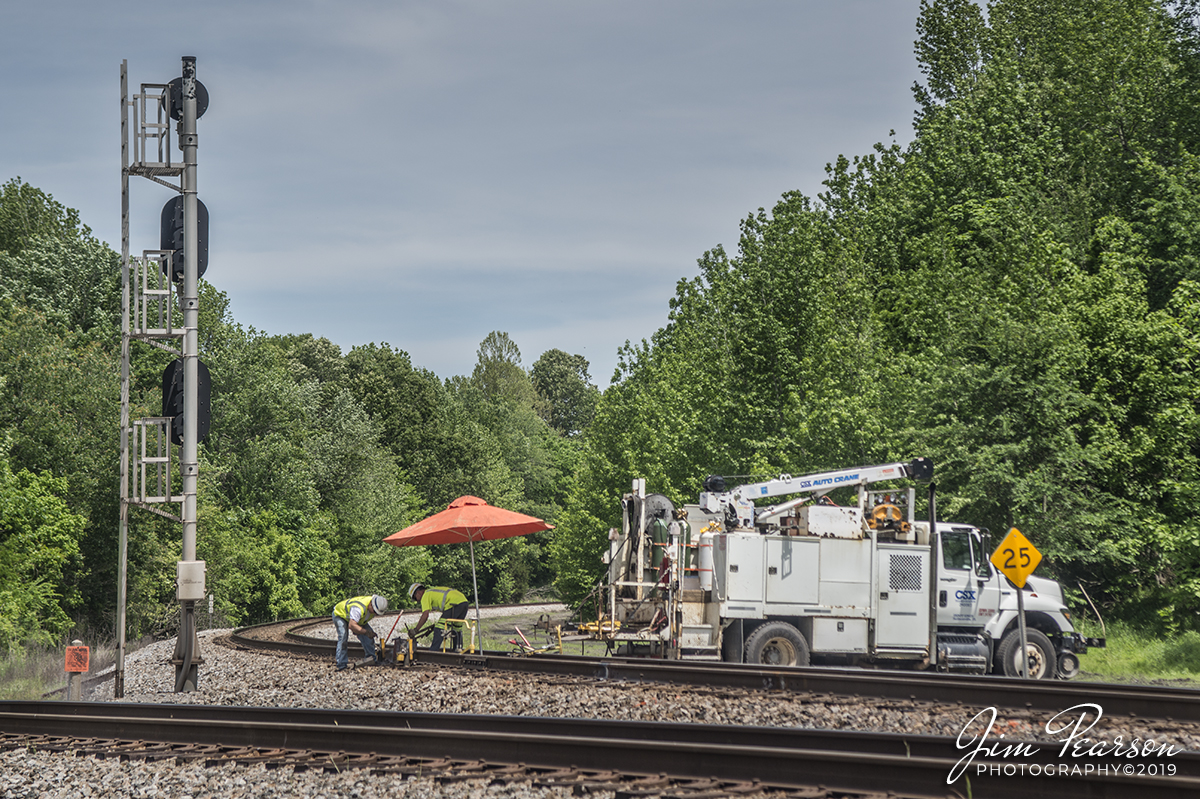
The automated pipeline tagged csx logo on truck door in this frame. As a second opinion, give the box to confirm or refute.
[955,590,976,601]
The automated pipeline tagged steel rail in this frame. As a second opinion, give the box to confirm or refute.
[1,702,1195,799]
[54,602,562,697]
[231,617,1200,723]
[7,701,1200,776]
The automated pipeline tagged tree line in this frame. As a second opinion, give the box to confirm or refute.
[0,179,599,648]
[3,0,1200,651]
[550,0,1200,633]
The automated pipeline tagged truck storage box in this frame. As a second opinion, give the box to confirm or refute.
[813,617,868,652]
[797,505,862,538]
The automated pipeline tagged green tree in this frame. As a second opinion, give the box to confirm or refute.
[531,349,600,437]
[471,331,536,406]
[344,342,518,510]
[199,325,427,601]
[0,453,85,650]
[443,333,578,598]
[0,236,120,335]
[0,179,91,258]
[553,0,1200,627]
[199,507,340,625]
[912,0,987,114]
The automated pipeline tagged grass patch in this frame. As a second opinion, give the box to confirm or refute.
[475,612,609,656]
[1074,620,1200,687]
[0,638,118,700]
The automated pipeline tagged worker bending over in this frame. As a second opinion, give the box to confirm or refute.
[407,583,469,651]
[332,594,387,671]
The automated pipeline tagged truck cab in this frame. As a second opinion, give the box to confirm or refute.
[920,521,1096,678]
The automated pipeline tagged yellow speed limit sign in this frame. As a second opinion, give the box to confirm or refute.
[990,527,1042,588]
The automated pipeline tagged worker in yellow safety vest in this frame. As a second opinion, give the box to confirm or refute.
[332,594,387,671]
[407,583,469,651]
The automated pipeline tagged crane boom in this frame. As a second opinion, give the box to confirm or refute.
[699,457,933,529]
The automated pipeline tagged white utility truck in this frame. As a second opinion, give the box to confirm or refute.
[592,458,1102,678]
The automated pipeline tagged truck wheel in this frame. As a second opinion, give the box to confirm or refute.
[996,629,1057,679]
[1057,651,1080,679]
[744,622,809,667]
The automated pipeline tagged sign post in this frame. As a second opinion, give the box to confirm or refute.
[990,528,1043,678]
[65,640,89,701]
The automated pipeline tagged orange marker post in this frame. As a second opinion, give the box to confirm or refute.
[65,640,89,700]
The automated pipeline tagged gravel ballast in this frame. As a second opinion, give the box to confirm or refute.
[9,617,1197,798]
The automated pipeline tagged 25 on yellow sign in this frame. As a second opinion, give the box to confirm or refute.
[990,527,1042,588]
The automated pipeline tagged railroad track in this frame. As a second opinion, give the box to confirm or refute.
[1,701,1196,798]
[229,615,1200,723]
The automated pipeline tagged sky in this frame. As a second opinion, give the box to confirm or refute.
[0,0,925,386]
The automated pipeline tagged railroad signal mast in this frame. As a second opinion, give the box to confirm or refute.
[118,56,211,695]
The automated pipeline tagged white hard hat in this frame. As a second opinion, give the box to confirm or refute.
[407,582,423,601]
[371,595,388,614]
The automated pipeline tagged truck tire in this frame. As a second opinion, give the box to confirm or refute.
[744,622,809,667]
[996,629,1057,679]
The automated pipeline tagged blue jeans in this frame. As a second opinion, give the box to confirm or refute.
[333,615,377,669]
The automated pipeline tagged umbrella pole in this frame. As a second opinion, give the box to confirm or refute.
[469,538,482,650]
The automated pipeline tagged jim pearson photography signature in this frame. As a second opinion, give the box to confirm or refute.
[949,703,1182,784]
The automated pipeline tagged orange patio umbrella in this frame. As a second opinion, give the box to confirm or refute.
[383,496,553,627]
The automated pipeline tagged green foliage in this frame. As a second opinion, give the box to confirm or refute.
[1074,620,1200,684]
[0,179,90,258]
[0,303,118,629]
[0,175,580,638]
[0,177,117,339]
[203,327,322,514]
[0,452,85,651]
[555,0,1200,627]
[8,0,1200,647]
[0,304,118,494]
[0,236,120,335]
[531,349,600,437]
[913,0,986,111]
[549,448,620,605]
[432,333,579,600]
[346,342,500,510]
[199,507,340,625]
[471,331,536,407]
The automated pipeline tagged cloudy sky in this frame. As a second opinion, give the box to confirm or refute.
[1,1,924,385]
